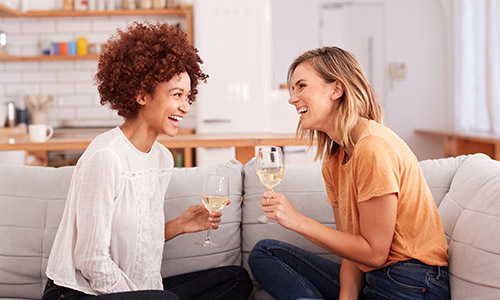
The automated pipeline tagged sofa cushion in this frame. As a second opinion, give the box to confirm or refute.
[0,165,73,300]
[420,154,500,300]
[241,158,339,277]
[0,159,244,300]
[161,159,244,278]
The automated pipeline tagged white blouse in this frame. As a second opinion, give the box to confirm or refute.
[46,127,173,295]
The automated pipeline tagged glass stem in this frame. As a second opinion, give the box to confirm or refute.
[205,218,212,242]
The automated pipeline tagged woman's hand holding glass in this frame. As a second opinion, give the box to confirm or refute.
[256,146,285,224]
[197,174,230,248]
[260,189,302,230]
[178,203,226,234]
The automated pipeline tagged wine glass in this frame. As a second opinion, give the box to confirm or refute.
[197,174,229,248]
[256,146,285,224]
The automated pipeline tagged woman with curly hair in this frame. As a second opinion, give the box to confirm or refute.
[42,22,252,300]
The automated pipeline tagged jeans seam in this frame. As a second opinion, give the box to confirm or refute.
[266,245,339,297]
[211,268,240,300]
[385,266,427,292]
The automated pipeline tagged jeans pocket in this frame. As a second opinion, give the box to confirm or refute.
[59,290,85,299]
[42,288,60,300]
[385,265,428,292]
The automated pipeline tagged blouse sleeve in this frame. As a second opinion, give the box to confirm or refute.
[72,150,134,293]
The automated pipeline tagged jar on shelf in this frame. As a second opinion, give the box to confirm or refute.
[122,0,136,10]
[62,0,74,11]
[152,0,165,9]
[166,0,177,8]
[140,0,152,9]
[74,0,88,11]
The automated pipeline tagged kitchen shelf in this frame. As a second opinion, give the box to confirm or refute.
[0,52,101,61]
[0,3,193,43]
[0,3,191,18]
[0,3,22,17]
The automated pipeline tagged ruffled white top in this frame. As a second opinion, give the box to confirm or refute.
[46,127,173,295]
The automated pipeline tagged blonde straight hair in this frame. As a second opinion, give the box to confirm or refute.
[287,47,383,161]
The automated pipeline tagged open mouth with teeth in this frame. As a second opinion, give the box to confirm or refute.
[169,115,183,122]
[168,115,183,128]
[297,107,308,115]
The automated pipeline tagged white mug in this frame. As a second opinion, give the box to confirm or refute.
[0,104,6,127]
[29,124,54,142]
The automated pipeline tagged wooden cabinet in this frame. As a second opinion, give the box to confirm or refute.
[0,3,193,61]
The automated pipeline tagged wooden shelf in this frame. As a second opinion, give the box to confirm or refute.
[0,4,190,18]
[0,53,101,61]
[0,3,22,17]
[0,4,193,43]
[0,52,18,61]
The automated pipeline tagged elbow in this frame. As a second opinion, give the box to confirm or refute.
[364,251,389,269]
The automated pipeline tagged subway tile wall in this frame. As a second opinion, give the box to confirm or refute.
[0,14,197,128]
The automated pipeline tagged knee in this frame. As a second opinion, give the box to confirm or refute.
[248,239,277,266]
[225,265,253,296]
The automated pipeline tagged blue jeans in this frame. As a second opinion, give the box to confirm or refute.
[42,266,252,300]
[249,239,450,300]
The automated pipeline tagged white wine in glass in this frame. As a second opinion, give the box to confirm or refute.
[197,174,229,248]
[256,146,284,224]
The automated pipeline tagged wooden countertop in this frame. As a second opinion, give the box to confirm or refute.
[0,132,307,152]
[0,128,310,166]
[416,128,500,160]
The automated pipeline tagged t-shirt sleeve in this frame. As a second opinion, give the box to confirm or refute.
[353,137,400,203]
[322,160,338,207]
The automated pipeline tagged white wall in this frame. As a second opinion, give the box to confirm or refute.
[271,0,451,160]
[1,0,452,160]
[0,3,189,127]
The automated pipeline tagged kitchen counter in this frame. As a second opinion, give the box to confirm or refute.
[416,128,500,160]
[0,128,309,167]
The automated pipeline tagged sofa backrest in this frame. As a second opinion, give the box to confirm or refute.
[419,154,500,300]
[2,154,500,300]
[0,165,73,300]
[241,158,338,275]
[161,159,244,278]
[0,159,244,300]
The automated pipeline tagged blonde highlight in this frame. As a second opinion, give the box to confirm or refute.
[288,47,383,161]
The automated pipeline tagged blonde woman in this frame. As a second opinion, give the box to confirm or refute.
[248,47,450,300]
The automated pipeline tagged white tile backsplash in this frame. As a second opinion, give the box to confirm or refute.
[0,71,22,82]
[1,14,189,128]
[21,20,56,33]
[3,61,37,71]
[57,70,93,82]
[57,95,93,106]
[0,20,22,33]
[56,20,92,33]
[23,70,57,82]
[76,106,113,119]
[39,60,75,70]
[40,83,75,94]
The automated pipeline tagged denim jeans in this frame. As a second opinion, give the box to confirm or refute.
[42,266,252,300]
[249,239,450,300]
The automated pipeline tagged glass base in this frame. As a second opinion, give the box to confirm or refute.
[257,215,275,224]
[196,240,221,248]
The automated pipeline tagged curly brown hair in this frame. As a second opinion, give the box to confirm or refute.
[95,21,208,119]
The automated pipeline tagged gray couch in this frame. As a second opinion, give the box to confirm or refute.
[1,154,500,300]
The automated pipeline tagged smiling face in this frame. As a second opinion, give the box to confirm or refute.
[288,63,342,135]
[138,71,192,137]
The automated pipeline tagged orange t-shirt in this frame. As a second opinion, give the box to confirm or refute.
[322,121,448,272]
